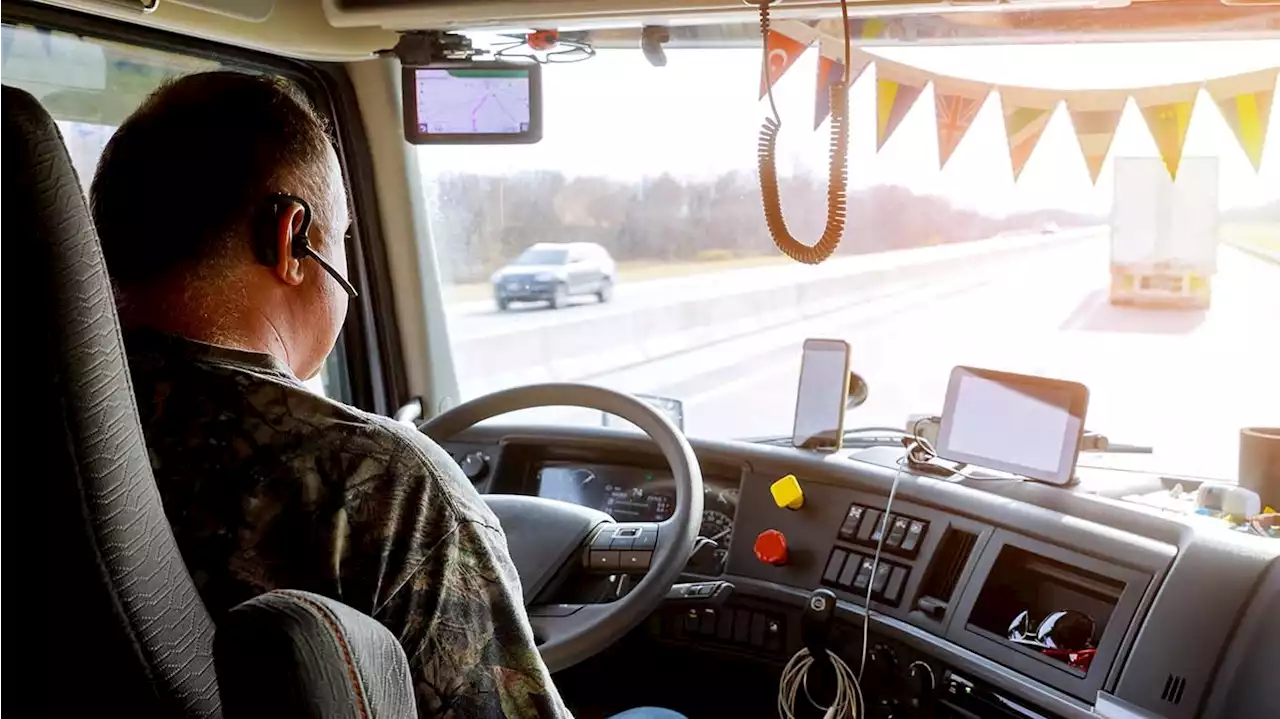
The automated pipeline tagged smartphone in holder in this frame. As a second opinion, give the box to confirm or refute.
[792,339,852,451]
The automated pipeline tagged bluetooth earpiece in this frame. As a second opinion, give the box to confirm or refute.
[258,193,358,298]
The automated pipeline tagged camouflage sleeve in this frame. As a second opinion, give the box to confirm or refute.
[336,423,570,719]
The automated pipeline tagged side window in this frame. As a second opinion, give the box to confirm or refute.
[2,23,352,402]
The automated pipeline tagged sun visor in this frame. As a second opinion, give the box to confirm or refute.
[169,0,275,22]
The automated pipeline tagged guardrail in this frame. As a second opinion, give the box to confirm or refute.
[454,228,1100,397]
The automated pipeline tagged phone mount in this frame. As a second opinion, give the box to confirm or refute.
[845,371,869,409]
[389,31,481,64]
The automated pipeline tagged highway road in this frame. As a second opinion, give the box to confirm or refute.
[447,260,832,339]
[445,233,1078,341]
[448,234,1279,482]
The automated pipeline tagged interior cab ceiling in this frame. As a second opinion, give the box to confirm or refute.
[321,0,1280,33]
[28,0,1280,61]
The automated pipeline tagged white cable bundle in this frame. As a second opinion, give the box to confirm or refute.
[777,647,864,719]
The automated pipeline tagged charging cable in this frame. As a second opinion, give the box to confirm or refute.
[778,647,864,719]
[858,459,902,681]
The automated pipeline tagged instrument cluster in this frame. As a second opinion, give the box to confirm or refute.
[535,461,739,573]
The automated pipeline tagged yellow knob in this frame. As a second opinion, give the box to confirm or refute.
[770,474,804,510]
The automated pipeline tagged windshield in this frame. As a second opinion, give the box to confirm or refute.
[423,38,1280,483]
[511,248,569,265]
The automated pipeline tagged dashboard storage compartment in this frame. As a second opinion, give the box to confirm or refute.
[948,530,1152,703]
[967,545,1122,674]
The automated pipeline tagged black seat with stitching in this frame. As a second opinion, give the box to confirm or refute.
[10,84,416,718]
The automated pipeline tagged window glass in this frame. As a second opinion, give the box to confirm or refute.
[2,23,352,401]
[422,40,1280,482]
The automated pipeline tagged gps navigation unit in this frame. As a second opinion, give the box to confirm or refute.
[402,62,543,145]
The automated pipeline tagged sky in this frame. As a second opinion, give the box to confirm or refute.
[418,41,1280,216]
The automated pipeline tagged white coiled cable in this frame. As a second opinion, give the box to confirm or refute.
[777,647,864,719]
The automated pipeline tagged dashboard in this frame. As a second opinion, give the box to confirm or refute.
[445,427,1278,719]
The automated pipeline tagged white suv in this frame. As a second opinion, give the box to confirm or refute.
[490,242,617,311]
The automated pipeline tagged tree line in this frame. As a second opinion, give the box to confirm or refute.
[427,170,1096,284]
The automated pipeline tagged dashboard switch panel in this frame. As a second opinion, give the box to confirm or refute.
[840,502,930,558]
[822,547,911,607]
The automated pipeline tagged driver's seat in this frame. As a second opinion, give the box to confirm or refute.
[11,85,416,718]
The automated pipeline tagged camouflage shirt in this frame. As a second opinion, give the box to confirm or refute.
[125,330,569,718]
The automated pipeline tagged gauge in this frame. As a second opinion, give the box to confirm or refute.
[700,510,733,544]
[692,509,733,573]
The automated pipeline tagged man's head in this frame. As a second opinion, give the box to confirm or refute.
[92,71,350,380]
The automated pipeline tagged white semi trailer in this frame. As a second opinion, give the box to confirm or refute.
[1109,157,1219,309]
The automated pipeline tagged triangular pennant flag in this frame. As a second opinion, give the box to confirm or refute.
[815,56,844,130]
[1003,102,1054,180]
[877,79,923,150]
[999,87,1060,181]
[759,25,813,99]
[1066,91,1128,184]
[1134,82,1200,179]
[1207,67,1278,172]
[875,61,927,151]
[933,77,989,168]
[814,42,870,129]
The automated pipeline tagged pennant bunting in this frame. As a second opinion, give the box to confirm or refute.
[875,60,928,151]
[932,76,990,168]
[1066,90,1128,184]
[759,22,816,99]
[1133,82,1201,179]
[772,26,1276,186]
[999,87,1059,182]
[814,40,870,129]
[1206,67,1277,172]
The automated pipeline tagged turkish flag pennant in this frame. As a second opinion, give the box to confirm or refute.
[760,29,810,99]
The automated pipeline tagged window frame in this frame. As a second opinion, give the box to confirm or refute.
[1,0,407,415]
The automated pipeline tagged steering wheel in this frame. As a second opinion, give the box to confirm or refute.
[421,383,704,673]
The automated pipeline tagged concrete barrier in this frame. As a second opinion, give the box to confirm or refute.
[455,228,1099,397]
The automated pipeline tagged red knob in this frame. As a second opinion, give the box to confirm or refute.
[754,529,789,566]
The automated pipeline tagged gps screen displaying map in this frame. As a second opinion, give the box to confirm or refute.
[413,67,532,136]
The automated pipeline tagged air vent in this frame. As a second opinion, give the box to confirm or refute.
[1161,674,1187,705]
[914,529,977,620]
